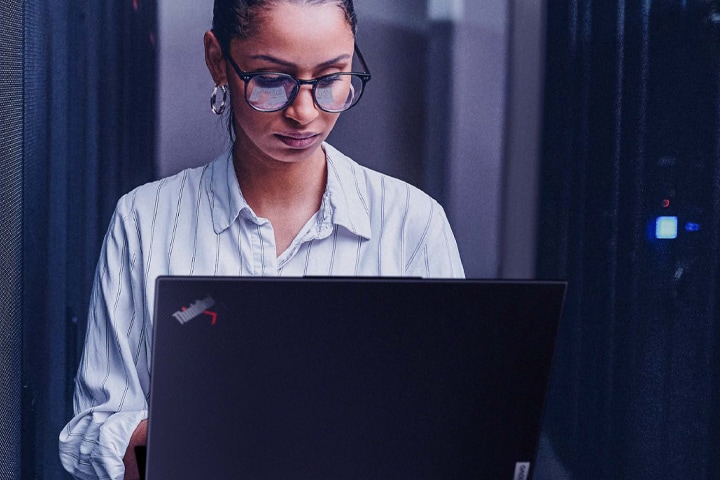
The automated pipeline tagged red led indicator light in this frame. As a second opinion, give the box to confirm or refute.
[662,199,670,208]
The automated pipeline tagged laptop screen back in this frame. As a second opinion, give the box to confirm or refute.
[147,277,566,480]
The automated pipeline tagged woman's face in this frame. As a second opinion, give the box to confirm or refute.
[227,1,355,165]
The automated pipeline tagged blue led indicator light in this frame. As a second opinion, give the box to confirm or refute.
[656,216,678,239]
[685,222,701,232]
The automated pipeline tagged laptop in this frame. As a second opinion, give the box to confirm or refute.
[146,277,566,480]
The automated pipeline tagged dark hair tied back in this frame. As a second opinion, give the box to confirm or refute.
[212,0,357,55]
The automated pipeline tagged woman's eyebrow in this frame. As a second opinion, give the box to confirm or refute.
[250,53,352,69]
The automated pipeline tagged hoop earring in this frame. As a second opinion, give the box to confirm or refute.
[211,85,228,115]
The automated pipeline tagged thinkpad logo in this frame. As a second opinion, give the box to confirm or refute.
[172,296,218,325]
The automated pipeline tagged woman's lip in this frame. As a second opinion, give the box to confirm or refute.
[278,132,318,140]
[275,133,320,148]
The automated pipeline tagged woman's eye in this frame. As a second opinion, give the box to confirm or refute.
[254,75,290,89]
[318,74,343,86]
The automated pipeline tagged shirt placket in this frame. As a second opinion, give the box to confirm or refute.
[250,218,278,276]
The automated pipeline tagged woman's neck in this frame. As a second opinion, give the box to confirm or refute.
[233,142,328,256]
[233,143,327,216]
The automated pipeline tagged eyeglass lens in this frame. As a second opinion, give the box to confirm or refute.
[246,73,364,112]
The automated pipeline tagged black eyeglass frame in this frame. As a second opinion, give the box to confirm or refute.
[223,43,372,113]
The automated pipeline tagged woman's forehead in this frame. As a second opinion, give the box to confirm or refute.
[232,2,354,67]
[254,2,352,38]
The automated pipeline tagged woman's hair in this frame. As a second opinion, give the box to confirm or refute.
[212,0,357,54]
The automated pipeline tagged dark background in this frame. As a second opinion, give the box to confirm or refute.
[1,0,156,478]
[538,0,720,478]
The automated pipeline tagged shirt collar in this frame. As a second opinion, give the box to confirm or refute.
[323,143,372,240]
[205,144,372,240]
[205,150,250,235]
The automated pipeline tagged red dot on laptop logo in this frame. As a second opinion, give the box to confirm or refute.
[172,296,218,325]
[180,307,218,325]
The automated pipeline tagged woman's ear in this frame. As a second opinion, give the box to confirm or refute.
[204,31,228,86]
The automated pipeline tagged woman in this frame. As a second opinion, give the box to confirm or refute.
[59,0,464,478]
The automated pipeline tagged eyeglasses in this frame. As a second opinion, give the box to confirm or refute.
[224,44,371,113]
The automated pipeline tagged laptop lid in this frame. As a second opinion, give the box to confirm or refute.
[146,277,566,480]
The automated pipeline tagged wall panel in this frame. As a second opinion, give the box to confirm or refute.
[0,0,24,477]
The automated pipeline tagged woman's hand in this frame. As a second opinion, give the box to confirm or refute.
[123,419,148,480]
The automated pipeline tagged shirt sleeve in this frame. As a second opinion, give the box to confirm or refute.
[405,201,465,279]
[59,197,151,480]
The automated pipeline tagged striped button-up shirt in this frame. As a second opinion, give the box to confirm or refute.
[59,143,464,479]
